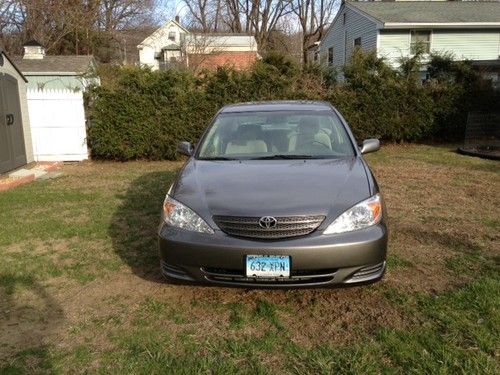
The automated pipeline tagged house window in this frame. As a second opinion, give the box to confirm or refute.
[168,31,176,41]
[410,30,431,54]
[328,47,334,65]
[354,37,361,47]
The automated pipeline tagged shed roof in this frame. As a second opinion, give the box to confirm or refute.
[23,39,43,47]
[348,1,500,25]
[0,50,28,82]
[10,55,95,74]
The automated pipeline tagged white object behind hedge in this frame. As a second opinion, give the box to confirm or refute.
[27,89,88,161]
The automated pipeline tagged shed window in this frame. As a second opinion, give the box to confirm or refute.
[168,31,176,41]
[354,37,361,47]
[328,47,334,65]
[410,30,431,54]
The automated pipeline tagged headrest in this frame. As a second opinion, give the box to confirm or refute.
[298,117,320,135]
[236,124,261,140]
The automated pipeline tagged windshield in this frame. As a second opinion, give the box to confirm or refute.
[197,110,355,160]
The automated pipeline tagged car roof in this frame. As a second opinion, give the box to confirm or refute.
[219,101,333,113]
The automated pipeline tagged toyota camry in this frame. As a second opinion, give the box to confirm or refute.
[158,101,387,287]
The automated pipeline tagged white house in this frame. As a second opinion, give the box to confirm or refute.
[138,18,189,69]
[320,1,500,80]
[137,18,259,71]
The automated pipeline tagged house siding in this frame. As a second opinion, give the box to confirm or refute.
[320,5,378,68]
[22,75,94,91]
[379,29,500,66]
[320,9,345,67]
[138,46,159,70]
[344,8,378,62]
[378,30,410,66]
[431,29,500,60]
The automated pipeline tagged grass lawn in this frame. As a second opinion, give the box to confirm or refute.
[0,144,498,374]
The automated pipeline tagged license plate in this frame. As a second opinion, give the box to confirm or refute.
[246,255,290,278]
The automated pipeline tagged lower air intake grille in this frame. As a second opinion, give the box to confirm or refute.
[345,262,386,283]
[201,267,337,285]
[213,215,325,239]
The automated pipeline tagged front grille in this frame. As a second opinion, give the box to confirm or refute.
[213,215,325,239]
[201,267,337,285]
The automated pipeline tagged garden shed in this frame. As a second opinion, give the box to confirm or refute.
[11,41,99,161]
[0,50,33,174]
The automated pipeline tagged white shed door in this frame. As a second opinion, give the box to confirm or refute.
[27,89,88,161]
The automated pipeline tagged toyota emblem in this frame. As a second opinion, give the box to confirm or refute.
[259,216,277,229]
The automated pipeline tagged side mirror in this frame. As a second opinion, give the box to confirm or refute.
[177,141,193,156]
[360,139,380,154]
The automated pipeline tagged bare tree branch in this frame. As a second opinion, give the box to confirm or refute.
[292,0,338,63]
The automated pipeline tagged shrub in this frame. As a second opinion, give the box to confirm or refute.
[427,53,500,140]
[86,51,499,160]
[260,51,299,77]
[328,50,435,141]
[87,67,213,160]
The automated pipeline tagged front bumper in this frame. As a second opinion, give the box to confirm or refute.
[158,223,388,288]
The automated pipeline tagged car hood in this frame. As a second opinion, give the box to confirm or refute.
[172,157,372,225]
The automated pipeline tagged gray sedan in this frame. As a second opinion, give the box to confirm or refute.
[158,101,387,287]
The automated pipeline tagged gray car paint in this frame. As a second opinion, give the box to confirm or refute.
[158,101,387,287]
[172,158,372,229]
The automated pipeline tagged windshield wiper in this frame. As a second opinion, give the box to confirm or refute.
[249,154,317,160]
[201,155,326,160]
[199,156,239,160]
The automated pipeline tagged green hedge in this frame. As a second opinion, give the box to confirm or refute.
[86,51,499,160]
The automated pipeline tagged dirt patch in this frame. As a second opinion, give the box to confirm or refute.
[58,160,182,195]
[275,285,408,347]
[35,271,408,354]
[0,278,64,362]
[369,153,500,293]
[4,238,89,261]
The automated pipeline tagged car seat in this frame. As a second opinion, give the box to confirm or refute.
[288,117,332,152]
[225,124,268,154]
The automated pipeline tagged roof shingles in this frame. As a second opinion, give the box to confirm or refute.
[10,55,94,74]
[348,1,500,24]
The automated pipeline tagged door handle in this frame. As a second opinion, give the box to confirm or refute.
[6,114,14,125]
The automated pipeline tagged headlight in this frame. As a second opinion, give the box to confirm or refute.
[163,195,214,234]
[324,194,382,234]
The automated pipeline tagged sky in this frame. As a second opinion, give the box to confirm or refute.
[154,0,186,24]
[152,0,342,32]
